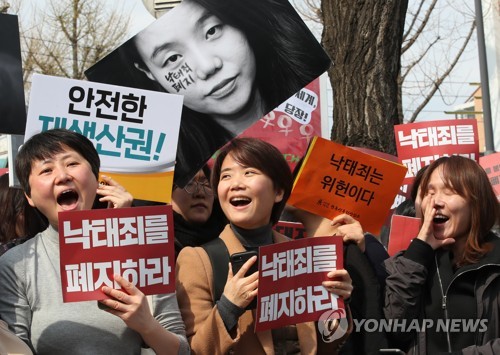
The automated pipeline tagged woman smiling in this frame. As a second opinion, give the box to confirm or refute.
[176,138,352,354]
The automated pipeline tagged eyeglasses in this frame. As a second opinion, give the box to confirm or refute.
[183,180,213,196]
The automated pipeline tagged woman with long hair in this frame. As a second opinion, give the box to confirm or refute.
[384,156,500,354]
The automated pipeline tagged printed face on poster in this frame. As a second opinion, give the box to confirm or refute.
[85,0,331,187]
[0,14,26,135]
[58,205,175,302]
[256,236,344,332]
[24,74,183,203]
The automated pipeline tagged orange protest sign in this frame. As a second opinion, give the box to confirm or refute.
[287,136,407,234]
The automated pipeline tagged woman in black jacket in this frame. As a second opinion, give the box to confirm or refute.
[384,156,500,354]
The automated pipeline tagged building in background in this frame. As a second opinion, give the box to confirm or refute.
[448,85,486,153]
[141,0,180,18]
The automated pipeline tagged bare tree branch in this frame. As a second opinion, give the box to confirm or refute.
[402,0,437,53]
[407,19,476,123]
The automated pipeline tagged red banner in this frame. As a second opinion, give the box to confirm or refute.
[240,78,322,173]
[395,119,479,185]
[255,236,344,332]
[58,205,175,302]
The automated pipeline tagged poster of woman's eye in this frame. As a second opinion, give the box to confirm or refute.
[0,14,26,135]
[85,0,331,187]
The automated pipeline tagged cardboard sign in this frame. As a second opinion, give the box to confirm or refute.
[85,0,331,188]
[255,236,344,332]
[479,152,500,201]
[287,136,407,234]
[387,215,421,256]
[395,119,479,185]
[25,74,183,203]
[58,205,175,302]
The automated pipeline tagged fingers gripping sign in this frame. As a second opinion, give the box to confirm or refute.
[99,274,155,333]
[331,214,365,252]
[322,269,353,300]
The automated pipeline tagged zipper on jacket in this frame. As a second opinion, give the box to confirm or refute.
[435,257,500,353]
[435,256,452,353]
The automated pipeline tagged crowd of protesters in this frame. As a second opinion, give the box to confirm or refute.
[0,128,498,355]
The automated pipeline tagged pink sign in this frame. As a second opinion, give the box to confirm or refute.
[240,78,322,173]
[479,152,500,201]
[58,205,175,302]
[255,236,344,332]
[395,119,479,185]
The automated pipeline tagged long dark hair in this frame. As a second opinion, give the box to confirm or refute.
[194,0,331,112]
[85,0,330,187]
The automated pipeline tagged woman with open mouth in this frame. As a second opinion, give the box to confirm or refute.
[384,155,500,354]
[0,129,189,355]
[175,137,352,354]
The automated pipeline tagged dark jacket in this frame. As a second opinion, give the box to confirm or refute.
[341,243,388,355]
[384,233,500,355]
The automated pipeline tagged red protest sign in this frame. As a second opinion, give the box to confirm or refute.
[395,119,479,185]
[255,236,344,332]
[387,215,421,256]
[58,205,175,302]
[240,78,323,173]
[273,221,308,240]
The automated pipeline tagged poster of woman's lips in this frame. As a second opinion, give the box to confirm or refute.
[85,0,332,187]
[0,13,26,135]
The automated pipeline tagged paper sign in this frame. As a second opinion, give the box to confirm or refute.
[58,205,175,302]
[395,119,479,185]
[274,86,318,125]
[85,0,331,188]
[287,136,408,234]
[255,236,344,332]
[387,215,421,256]
[25,74,183,202]
[479,152,500,201]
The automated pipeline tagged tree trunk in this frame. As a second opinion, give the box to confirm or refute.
[322,0,408,155]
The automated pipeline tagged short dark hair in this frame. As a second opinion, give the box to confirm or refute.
[211,138,292,225]
[15,129,100,197]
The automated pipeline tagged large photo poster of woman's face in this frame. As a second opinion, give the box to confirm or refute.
[0,14,26,135]
[85,0,331,187]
